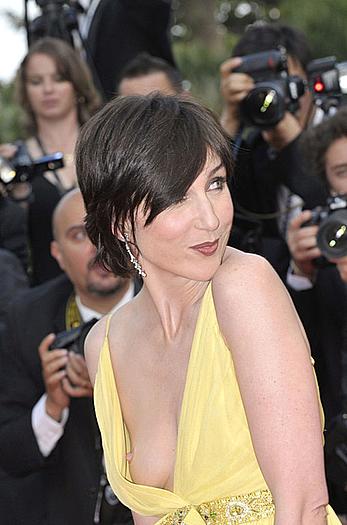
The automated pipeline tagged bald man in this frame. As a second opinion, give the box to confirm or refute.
[0,189,136,525]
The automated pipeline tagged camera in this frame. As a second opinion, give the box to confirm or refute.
[307,56,347,113]
[49,318,97,355]
[233,47,306,128]
[305,195,347,260]
[0,152,64,187]
[28,0,81,45]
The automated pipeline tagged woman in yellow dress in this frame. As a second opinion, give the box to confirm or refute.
[76,93,342,525]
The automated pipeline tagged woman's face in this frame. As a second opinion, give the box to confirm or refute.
[25,53,77,122]
[133,154,233,282]
[325,136,347,195]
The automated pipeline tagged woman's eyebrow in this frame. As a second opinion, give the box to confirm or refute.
[207,162,224,177]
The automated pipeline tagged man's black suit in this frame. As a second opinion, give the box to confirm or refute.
[229,133,328,281]
[0,274,132,525]
[288,265,347,514]
[86,0,175,99]
[289,266,347,424]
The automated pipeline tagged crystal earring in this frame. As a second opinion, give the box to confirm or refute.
[123,233,147,278]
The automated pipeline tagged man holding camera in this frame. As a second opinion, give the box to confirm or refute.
[286,108,347,520]
[220,23,327,279]
[0,189,137,524]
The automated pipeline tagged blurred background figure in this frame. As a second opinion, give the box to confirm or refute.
[0,36,101,285]
[117,52,184,96]
[84,0,176,99]
[0,189,137,525]
[286,107,347,518]
[219,23,328,279]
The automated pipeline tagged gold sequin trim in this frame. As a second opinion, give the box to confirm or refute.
[160,489,275,524]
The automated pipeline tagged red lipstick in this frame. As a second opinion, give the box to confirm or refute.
[191,239,219,256]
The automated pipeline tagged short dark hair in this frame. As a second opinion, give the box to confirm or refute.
[76,94,233,277]
[16,37,101,133]
[117,52,183,93]
[233,23,312,71]
[300,106,347,188]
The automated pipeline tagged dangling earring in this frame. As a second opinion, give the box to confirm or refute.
[123,233,147,278]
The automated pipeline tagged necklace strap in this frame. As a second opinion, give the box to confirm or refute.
[65,293,82,330]
[35,135,66,194]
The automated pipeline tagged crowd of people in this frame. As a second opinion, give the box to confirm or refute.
[0,5,346,525]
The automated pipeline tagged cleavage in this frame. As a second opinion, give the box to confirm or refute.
[126,421,179,491]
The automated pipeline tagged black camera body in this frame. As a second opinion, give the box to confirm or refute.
[0,152,64,187]
[307,56,347,113]
[305,195,347,260]
[234,47,306,129]
[49,318,97,355]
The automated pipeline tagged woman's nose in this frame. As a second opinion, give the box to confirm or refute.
[42,78,54,92]
[195,197,220,231]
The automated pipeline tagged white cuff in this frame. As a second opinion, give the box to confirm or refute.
[286,268,313,291]
[31,394,69,457]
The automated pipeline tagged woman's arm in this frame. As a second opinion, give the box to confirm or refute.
[213,251,329,525]
[84,316,108,385]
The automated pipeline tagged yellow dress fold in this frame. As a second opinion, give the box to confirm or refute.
[94,282,341,524]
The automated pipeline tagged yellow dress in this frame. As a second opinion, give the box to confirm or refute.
[94,282,341,524]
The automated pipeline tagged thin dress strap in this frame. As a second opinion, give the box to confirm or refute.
[104,312,113,340]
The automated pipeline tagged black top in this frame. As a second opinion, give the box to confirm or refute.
[0,196,28,271]
[28,175,63,285]
[0,275,131,524]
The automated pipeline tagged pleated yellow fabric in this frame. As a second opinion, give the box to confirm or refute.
[94,282,341,524]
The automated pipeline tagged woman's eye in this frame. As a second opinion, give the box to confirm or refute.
[209,177,227,190]
[54,74,66,82]
[27,78,41,86]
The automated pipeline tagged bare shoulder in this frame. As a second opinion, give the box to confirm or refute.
[84,315,109,385]
[213,246,281,306]
[211,246,309,361]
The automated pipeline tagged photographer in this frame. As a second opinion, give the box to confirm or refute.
[286,108,347,519]
[0,36,101,285]
[0,189,137,525]
[220,23,328,279]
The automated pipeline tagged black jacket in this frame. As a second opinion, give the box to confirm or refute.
[288,266,347,424]
[0,274,133,525]
[229,133,328,281]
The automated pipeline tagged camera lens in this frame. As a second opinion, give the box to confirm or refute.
[241,82,286,128]
[317,209,347,258]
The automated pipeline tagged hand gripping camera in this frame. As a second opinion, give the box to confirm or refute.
[49,318,98,355]
[307,195,347,260]
[307,56,347,114]
[233,47,307,129]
